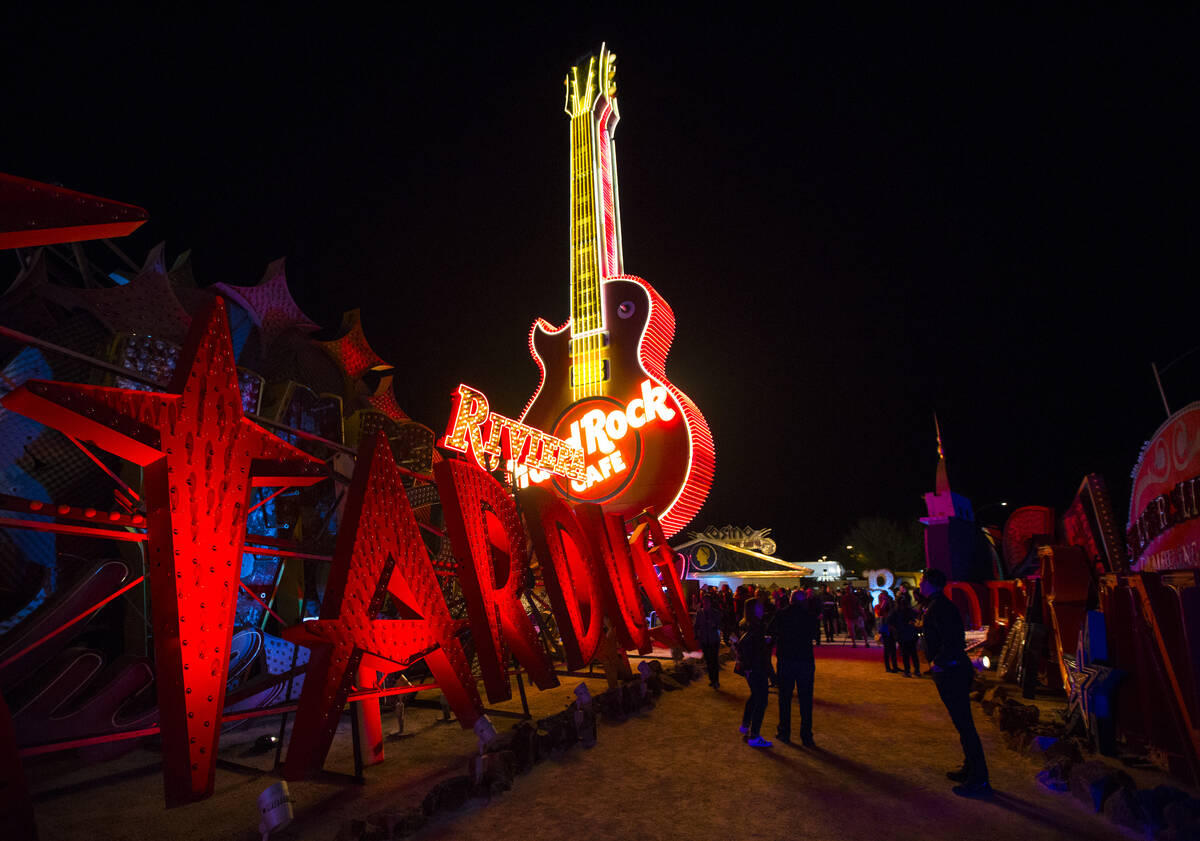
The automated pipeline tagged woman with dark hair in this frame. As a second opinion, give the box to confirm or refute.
[736,598,772,747]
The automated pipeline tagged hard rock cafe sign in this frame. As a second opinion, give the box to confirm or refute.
[516,43,714,538]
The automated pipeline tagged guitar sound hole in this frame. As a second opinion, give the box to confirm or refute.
[618,301,635,319]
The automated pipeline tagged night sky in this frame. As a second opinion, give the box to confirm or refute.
[5,8,1197,561]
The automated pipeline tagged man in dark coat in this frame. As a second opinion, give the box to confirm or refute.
[767,590,820,746]
[920,568,991,797]
[692,593,724,688]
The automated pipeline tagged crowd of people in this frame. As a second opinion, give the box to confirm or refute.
[689,580,921,672]
[688,570,991,798]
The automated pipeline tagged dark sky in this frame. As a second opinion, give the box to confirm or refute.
[4,8,1197,561]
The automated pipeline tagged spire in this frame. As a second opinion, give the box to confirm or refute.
[934,413,951,495]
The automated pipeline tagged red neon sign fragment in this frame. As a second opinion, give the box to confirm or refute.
[282,433,482,780]
[0,298,326,807]
[434,458,559,702]
[521,487,606,670]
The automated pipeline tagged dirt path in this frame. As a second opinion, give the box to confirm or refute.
[27,645,1133,840]
[412,647,1130,841]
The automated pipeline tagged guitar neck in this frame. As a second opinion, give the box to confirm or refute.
[567,53,621,338]
[566,46,622,401]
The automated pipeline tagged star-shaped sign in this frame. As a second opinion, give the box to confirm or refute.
[281,432,481,781]
[2,296,326,807]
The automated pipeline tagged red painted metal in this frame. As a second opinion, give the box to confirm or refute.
[0,297,327,807]
[435,458,559,703]
[522,487,605,670]
[18,726,163,758]
[243,546,332,563]
[15,683,438,759]
[64,432,142,502]
[281,433,481,781]
[0,171,148,248]
[356,666,385,766]
[0,517,146,541]
[239,581,288,627]
[575,504,651,653]
[248,485,289,514]
[629,510,698,650]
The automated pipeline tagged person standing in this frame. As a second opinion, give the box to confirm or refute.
[920,568,991,797]
[892,591,922,676]
[820,586,838,643]
[857,585,876,638]
[693,593,723,689]
[840,586,869,647]
[768,590,819,746]
[718,583,736,645]
[736,599,772,748]
[733,585,749,637]
[876,590,899,673]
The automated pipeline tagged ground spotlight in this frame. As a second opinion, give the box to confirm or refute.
[257,781,294,841]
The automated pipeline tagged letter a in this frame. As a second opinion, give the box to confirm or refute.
[282,433,482,780]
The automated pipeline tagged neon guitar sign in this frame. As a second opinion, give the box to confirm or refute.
[519,44,714,536]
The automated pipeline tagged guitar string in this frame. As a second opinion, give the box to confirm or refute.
[586,80,600,397]
[571,106,579,402]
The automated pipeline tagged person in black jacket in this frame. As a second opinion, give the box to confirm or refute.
[920,568,991,797]
[693,593,724,689]
[892,591,922,677]
[736,599,772,747]
[767,590,820,746]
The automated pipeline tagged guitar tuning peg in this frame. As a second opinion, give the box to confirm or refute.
[608,84,617,97]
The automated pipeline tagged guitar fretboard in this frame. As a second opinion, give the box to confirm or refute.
[566,48,620,402]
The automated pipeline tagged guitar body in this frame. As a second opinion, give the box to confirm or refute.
[520,274,713,537]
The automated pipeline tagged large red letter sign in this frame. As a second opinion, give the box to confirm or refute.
[1,298,325,806]
[434,458,559,702]
[575,504,652,654]
[282,433,482,780]
[521,486,606,670]
[628,511,697,650]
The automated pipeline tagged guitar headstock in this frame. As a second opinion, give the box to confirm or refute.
[564,43,617,118]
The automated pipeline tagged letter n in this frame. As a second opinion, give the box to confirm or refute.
[434,458,559,702]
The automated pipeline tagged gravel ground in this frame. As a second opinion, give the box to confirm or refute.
[26,643,1137,840]
[410,644,1134,841]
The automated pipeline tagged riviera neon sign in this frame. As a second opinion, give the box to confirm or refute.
[440,384,586,482]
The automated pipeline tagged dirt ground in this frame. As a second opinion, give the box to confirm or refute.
[25,642,1148,841]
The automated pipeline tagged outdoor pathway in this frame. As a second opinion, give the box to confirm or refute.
[26,643,1136,840]
[411,645,1131,841]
